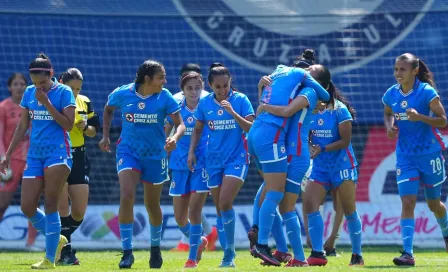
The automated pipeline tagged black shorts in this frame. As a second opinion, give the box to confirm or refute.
[67,146,90,185]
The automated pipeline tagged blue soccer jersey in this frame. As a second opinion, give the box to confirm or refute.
[167,98,208,170]
[310,100,358,172]
[195,89,254,168]
[286,87,318,157]
[382,78,446,156]
[107,83,180,160]
[20,79,76,159]
[258,65,329,130]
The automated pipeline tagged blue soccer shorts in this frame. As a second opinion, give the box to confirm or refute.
[169,168,210,196]
[207,164,249,188]
[23,156,73,179]
[116,153,169,185]
[248,120,288,173]
[285,155,311,194]
[309,166,358,191]
[396,151,446,200]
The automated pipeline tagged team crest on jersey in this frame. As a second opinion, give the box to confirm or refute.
[396,168,401,176]
[280,146,286,153]
[400,100,408,108]
[187,116,194,123]
[138,102,145,110]
[172,0,432,74]
[125,113,134,122]
[208,120,214,130]
[217,109,224,116]
[171,181,175,188]
[318,119,324,126]
[118,158,123,166]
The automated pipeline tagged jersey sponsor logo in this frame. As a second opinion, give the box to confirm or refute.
[173,0,433,74]
[208,119,237,131]
[125,113,158,124]
[400,100,408,108]
[394,112,408,121]
[30,110,53,121]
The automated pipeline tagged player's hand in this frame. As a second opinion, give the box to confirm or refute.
[0,155,11,176]
[164,137,177,152]
[187,151,196,172]
[76,120,87,131]
[99,137,111,152]
[256,104,265,117]
[324,235,337,250]
[220,100,235,116]
[386,126,398,139]
[310,144,321,159]
[258,76,272,90]
[406,108,421,121]
[35,87,50,106]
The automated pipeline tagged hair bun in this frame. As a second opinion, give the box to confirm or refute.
[302,49,315,61]
[209,62,225,70]
[37,53,49,60]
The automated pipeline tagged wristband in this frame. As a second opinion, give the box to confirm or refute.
[83,124,88,131]
[320,145,326,153]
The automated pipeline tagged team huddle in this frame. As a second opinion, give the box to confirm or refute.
[0,49,447,269]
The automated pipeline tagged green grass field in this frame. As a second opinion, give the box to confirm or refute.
[1,247,447,271]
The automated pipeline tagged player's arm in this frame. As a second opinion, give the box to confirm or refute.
[258,95,309,117]
[43,101,75,131]
[303,72,330,102]
[165,123,175,138]
[0,106,6,156]
[408,98,447,128]
[258,76,271,102]
[5,108,30,159]
[168,111,185,143]
[84,101,98,138]
[383,105,398,139]
[320,120,352,152]
[188,120,205,170]
[99,105,115,152]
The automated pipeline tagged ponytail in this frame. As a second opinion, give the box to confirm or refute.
[417,59,436,88]
[329,81,356,120]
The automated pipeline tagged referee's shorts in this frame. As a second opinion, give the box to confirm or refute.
[67,146,90,185]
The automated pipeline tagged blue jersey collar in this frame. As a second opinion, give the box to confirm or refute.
[131,83,153,99]
[181,97,198,112]
[399,77,420,97]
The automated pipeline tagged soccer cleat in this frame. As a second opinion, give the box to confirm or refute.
[273,250,292,263]
[206,227,218,251]
[349,253,364,266]
[325,247,339,257]
[31,258,55,269]
[444,236,448,252]
[393,251,415,266]
[250,244,280,266]
[149,246,163,269]
[219,248,236,268]
[170,241,189,252]
[247,226,258,253]
[55,235,68,263]
[118,249,134,269]
[57,247,80,266]
[307,250,328,266]
[183,259,198,268]
[285,259,309,267]
[196,236,208,263]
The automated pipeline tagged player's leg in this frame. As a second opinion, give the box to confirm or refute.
[217,165,247,267]
[142,158,169,269]
[394,157,419,266]
[303,170,330,266]
[201,211,217,251]
[116,154,141,269]
[184,168,209,268]
[324,189,343,256]
[207,168,226,251]
[41,159,72,267]
[334,168,363,266]
[278,157,309,267]
[420,152,448,251]
[170,171,191,246]
[58,182,71,263]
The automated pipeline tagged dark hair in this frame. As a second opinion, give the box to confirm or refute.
[180,71,203,90]
[180,63,201,76]
[313,65,356,119]
[58,68,83,84]
[7,73,27,87]
[29,53,53,76]
[293,49,316,68]
[135,60,164,84]
[208,62,239,92]
[396,53,435,88]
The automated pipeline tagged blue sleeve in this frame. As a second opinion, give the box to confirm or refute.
[20,88,29,109]
[298,87,318,110]
[165,91,181,115]
[240,95,255,117]
[303,72,330,102]
[382,89,391,107]
[336,106,352,124]
[61,87,76,109]
[195,99,206,122]
[107,88,121,108]
[424,86,439,106]
[166,115,174,125]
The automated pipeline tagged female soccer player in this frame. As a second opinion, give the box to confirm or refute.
[171,63,217,253]
[57,68,99,265]
[188,63,254,267]
[302,64,363,266]
[166,72,209,268]
[248,60,330,266]
[0,53,76,269]
[383,53,448,266]
[0,73,40,251]
[99,60,185,269]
